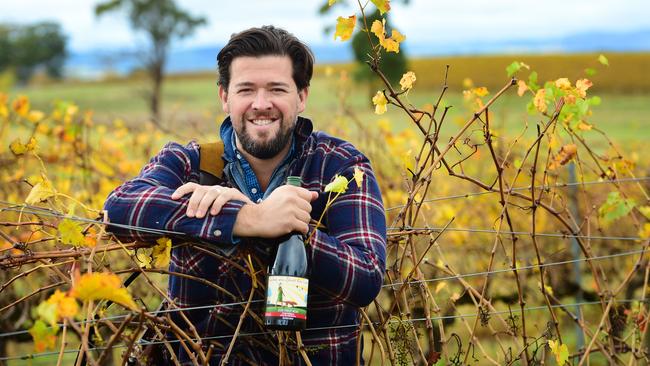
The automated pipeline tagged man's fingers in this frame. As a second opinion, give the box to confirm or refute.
[186,190,207,217]
[171,182,197,200]
[195,189,221,218]
[210,194,230,216]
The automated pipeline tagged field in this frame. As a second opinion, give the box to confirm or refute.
[1,52,649,365]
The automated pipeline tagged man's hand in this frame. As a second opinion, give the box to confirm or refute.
[233,185,319,238]
[171,183,253,218]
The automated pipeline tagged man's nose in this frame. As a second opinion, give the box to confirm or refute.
[252,90,272,110]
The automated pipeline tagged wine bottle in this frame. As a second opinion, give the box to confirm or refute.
[264,176,309,330]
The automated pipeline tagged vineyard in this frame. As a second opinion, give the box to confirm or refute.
[1,2,650,366]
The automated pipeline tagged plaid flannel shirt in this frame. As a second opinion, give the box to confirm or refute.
[104,117,387,365]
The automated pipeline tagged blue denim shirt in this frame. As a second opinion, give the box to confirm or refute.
[220,117,295,204]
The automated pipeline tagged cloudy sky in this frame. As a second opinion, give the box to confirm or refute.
[2,0,649,52]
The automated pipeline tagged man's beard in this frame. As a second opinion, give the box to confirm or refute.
[235,115,295,159]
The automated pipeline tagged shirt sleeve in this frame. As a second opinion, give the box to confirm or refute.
[103,141,245,249]
[306,159,387,308]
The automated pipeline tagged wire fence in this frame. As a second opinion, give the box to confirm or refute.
[1,298,646,362]
[0,176,648,361]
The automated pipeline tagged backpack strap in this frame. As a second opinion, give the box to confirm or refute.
[198,141,226,186]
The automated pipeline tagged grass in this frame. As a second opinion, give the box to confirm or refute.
[9,62,649,149]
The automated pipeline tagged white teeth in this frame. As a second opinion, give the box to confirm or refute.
[250,119,275,126]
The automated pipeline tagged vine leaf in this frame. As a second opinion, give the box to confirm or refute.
[372,90,388,114]
[598,192,636,225]
[549,339,569,365]
[152,236,172,268]
[325,175,349,193]
[334,15,356,41]
[58,218,87,247]
[25,174,56,204]
[598,54,609,66]
[370,0,391,15]
[71,272,138,310]
[9,137,37,156]
[28,320,58,352]
[353,166,365,188]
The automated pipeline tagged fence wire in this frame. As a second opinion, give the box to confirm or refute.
[0,176,648,361]
[1,298,645,362]
[0,246,647,340]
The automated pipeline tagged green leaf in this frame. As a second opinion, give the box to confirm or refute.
[506,61,521,77]
[324,175,349,193]
[28,319,59,352]
[589,96,602,106]
[598,54,609,66]
[549,339,569,365]
[433,358,446,366]
[585,67,597,76]
[527,71,539,91]
[36,301,59,327]
[598,192,636,225]
[526,100,537,115]
[58,218,86,247]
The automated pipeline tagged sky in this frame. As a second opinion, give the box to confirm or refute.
[1,0,649,53]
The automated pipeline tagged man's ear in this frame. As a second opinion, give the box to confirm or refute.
[218,85,229,114]
[297,87,309,113]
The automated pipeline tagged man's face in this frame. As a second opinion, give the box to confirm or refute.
[219,55,308,160]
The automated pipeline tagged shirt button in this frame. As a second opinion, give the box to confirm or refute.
[251,188,258,194]
[256,198,262,203]
[213,230,222,237]
[236,153,241,159]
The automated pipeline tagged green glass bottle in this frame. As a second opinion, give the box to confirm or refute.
[264,176,309,330]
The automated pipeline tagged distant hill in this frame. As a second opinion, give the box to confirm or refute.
[64,29,650,79]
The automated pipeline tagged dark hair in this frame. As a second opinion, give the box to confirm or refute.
[217,25,314,91]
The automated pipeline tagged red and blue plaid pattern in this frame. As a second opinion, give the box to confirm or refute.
[104,117,386,365]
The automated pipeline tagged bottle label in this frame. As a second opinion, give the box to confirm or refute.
[265,275,308,320]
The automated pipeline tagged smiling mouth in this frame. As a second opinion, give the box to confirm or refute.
[249,118,279,126]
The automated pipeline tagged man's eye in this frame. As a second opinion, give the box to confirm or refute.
[272,88,287,93]
[237,89,252,94]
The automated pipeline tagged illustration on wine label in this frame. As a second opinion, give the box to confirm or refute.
[265,275,308,320]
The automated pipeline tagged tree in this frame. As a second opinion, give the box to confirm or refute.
[95,0,207,126]
[0,22,67,84]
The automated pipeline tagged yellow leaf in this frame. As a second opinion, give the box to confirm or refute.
[152,237,172,268]
[577,121,592,131]
[370,19,384,41]
[58,219,87,247]
[576,78,593,98]
[473,87,489,97]
[325,175,349,193]
[47,290,78,319]
[25,174,56,204]
[71,272,138,311]
[9,137,37,156]
[517,80,528,96]
[548,339,569,365]
[533,89,547,113]
[29,320,58,352]
[27,110,45,123]
[370,19,405,53]
[12,95,30,117]
[399,71,416,91]
[382,29,405,53]
[639,223,650,240]
[554,78,571,90]
[353,166,364,188]
[372,90,388,114]
[334,15,356,41]
[401,149,414,171]
[328,0,337,5]
[370,0,391,14]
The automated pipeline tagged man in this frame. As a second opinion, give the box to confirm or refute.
[104,26,386,365]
